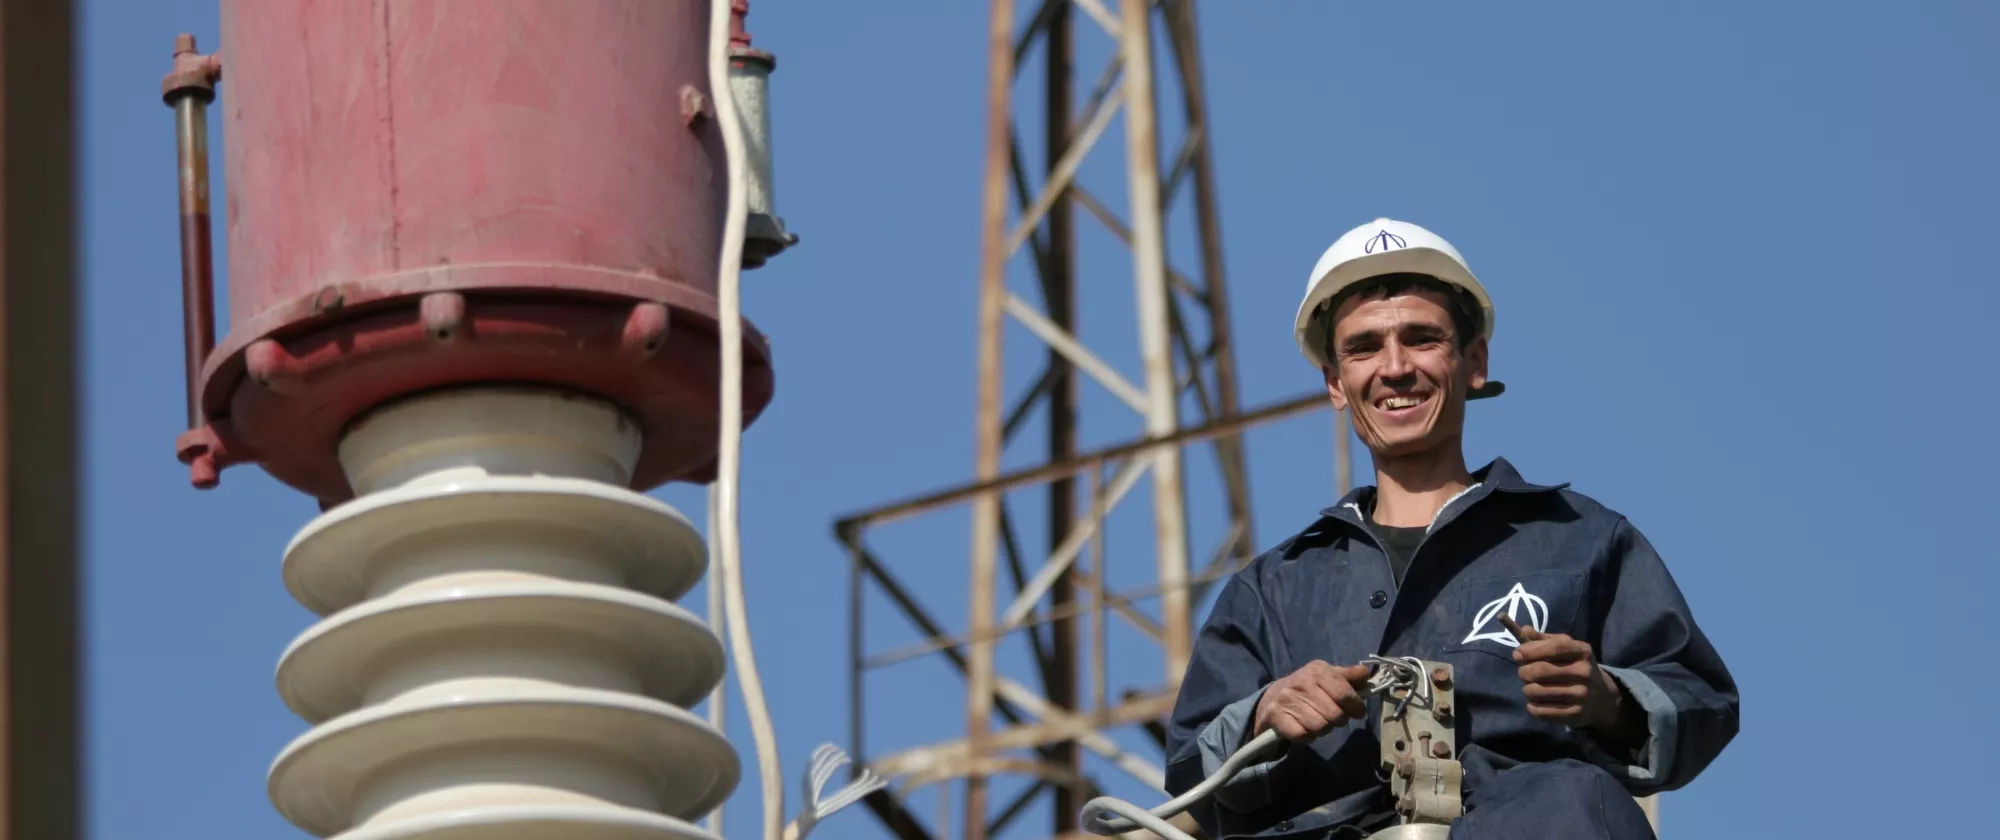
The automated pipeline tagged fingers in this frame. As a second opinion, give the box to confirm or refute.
[1510,640,1607,727]
[1303,668,1368,731]
[1273,706,1328,742]
[1310,664,1370,720]
[1256,662,1344,742]
[1517,660,1593,685]
[1522,682,1589,705]
[1328,683,1368,722]
[1497,614,1541,644]
[1256,660,1382,743]
[1511,636,1591,665]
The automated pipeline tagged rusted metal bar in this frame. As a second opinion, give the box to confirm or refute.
[902,756,1092,795]
[999,456,1146,629]
[1006,132,1055,295]
[1000,82,1121,260]
[994,678,1163,790]
[162,34,220,429]
[967,2,1016,837]
[1003,292,1148,413]
[1162,0,1255,570]
[861,558,1241,671]
[1091,0,1190,669]
[847,529,1112,794]
[872,691,1178,777]
[838,391,1326,529]
[1069,561,1165,641]
[1165,289,1219,421]
[1,1,81,836]
[1070,0,1121,35]
[844,534,1030,725]
[850,6,1283,840]
[1067,185,1206,311]
[996,502,1057,685]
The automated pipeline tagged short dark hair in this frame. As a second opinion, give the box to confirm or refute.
[1318,272,1483,359]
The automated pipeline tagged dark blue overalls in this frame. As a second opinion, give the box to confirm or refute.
[1163,459,1738,840]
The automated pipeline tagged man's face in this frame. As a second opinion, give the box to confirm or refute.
[1321,288,1488,458]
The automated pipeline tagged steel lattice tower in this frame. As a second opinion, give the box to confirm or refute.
[835,2,1329,838]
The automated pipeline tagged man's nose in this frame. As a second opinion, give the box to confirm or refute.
[1379,340,1417,381]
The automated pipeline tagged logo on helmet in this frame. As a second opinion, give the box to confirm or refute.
[1364,229,1407,254]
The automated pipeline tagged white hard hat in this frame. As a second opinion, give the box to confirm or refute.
[1293,217,1505,399]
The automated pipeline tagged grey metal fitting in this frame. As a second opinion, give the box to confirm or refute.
[729,47,795,269]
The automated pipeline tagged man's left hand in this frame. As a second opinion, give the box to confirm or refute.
[1498,614,1623,732]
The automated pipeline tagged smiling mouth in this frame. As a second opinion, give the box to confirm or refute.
[1373,393,1432,412]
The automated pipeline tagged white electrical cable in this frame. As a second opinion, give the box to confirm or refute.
[1080,728,1286,840]
[706,484,728,840]
[707,2,785,839]
[1079,657,1434,840]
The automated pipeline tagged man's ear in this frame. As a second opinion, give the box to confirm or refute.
[1322,365,1349,412]
[1463,334,1490,393]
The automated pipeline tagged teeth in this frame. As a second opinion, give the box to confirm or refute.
[1379,395,1425,410]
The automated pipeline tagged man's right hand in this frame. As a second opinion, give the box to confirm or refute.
[1252,661,1374,743]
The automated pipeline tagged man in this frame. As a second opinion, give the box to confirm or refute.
[1163,218,1737,839]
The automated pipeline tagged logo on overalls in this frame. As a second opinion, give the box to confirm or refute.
[1364,229,1407,254]
[1463,582,1549,648]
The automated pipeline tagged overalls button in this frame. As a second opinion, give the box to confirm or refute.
[1369,590,1388,608]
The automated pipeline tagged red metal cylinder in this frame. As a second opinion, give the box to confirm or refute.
[181,1,775,502]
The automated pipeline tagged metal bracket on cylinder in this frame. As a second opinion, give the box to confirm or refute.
[164,32,227,485]
[1374,661,1462,838]
[176,420,253,491]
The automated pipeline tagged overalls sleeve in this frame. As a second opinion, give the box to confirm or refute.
[1163,572,1289,818]
[1583,517,1741,794]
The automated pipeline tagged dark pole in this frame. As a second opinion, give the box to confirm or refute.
[1042,2,1083,834]
[0,1,81,837]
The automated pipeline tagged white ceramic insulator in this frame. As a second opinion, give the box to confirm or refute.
[267,386,739,840]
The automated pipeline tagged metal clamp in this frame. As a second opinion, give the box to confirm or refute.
[1378,661,1463,828]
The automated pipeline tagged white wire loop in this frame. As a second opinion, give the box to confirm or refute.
[706,5,889,839]
[707,1,783,838]
[1079,656,1433,840]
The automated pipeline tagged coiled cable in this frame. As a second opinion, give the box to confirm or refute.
[1080,656,1432,840]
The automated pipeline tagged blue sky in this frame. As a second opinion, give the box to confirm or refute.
[82,2,1996,839]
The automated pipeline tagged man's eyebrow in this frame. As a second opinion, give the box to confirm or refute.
[1337,329,1382,351]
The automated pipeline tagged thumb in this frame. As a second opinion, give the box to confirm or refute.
[1338,663,1374,684]
[1498,614,1543,643]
